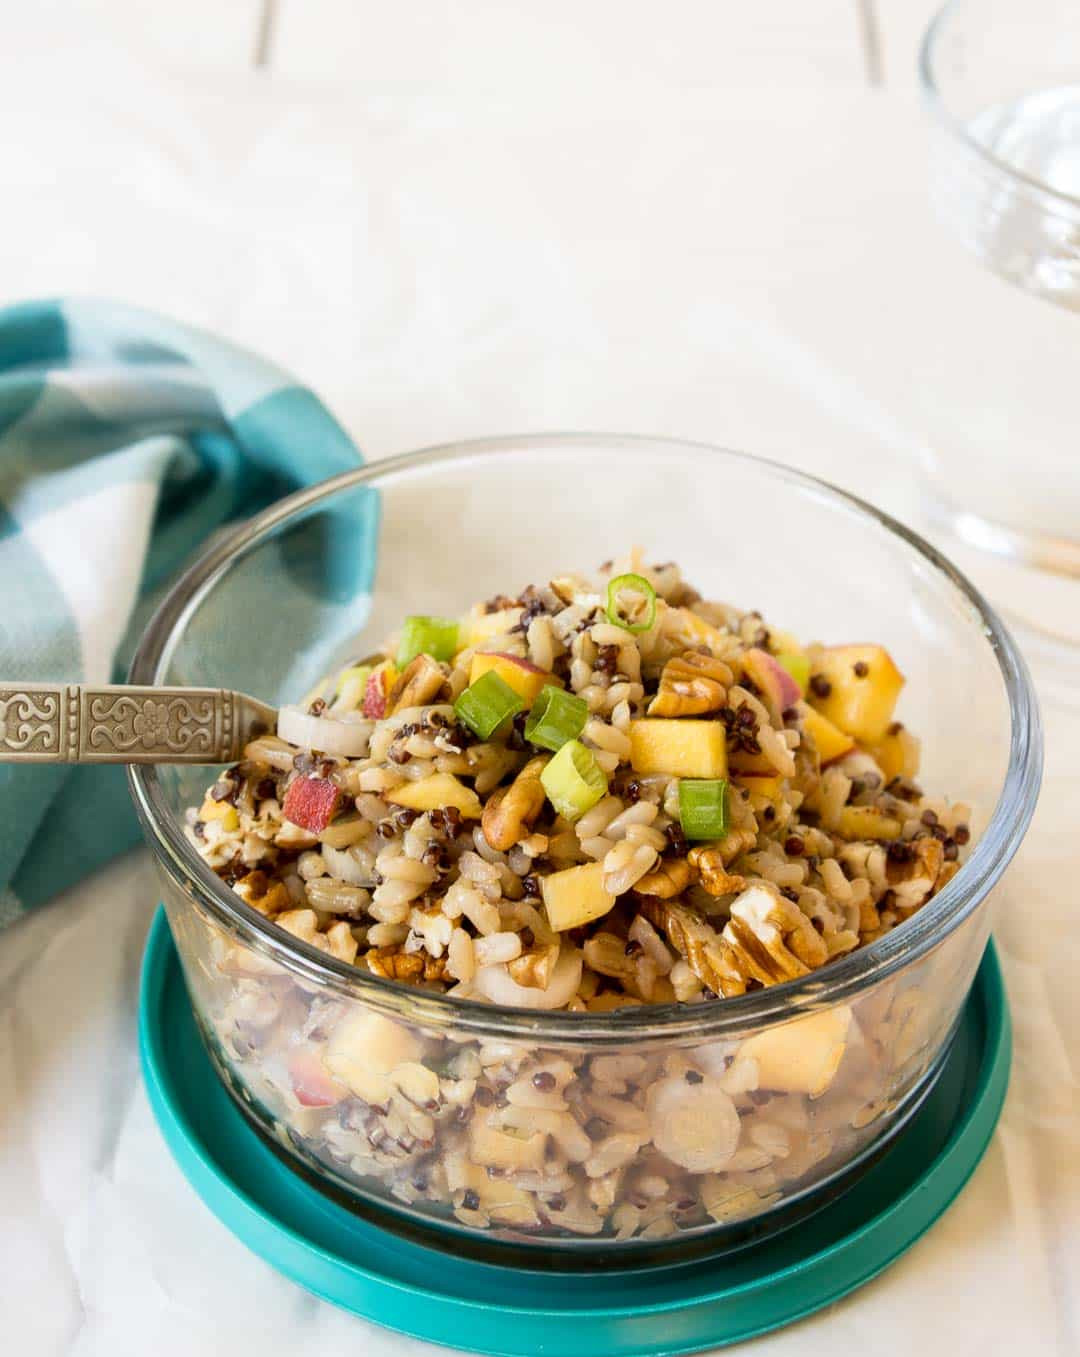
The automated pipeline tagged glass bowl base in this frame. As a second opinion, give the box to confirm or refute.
[140,909,1012,1355]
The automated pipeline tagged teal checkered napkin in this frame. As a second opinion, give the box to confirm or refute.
[0,300,363,927]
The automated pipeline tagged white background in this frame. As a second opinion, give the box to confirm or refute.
[1,3,1077,1355]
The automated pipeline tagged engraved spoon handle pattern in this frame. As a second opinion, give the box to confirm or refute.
[0,684,277,765]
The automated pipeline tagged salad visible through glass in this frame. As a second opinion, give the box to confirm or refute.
[182,555,975,1239]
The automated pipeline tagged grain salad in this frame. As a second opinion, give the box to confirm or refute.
[183,555,974,1239]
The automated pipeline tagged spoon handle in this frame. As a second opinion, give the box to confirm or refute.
[0,684,277,765]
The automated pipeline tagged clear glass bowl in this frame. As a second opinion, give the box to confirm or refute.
[918,0,1080,659]
[128,435,1041,1256]
[922,0,1080,313]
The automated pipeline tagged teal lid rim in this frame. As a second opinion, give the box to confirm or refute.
[140,907,1011,1351]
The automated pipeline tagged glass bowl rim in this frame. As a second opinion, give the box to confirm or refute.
[128,432,1042,1045]
[919,0,1080,215]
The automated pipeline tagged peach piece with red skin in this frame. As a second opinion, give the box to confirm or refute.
[362,667,394,719]
[283,776,341,833]
[742,648,801,710]
[469,652,561,705]
[289,1047,348,1107]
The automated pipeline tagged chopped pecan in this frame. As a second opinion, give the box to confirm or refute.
[793,735,821,800]
[234,869,291,917]
[640,897,747,998]
[887,835,945,914]
[703,826,758,866]
[858,897,881,934]
[647,652,732,717]
[275,907,320,943]
[634,857,693,899]
[360,946,449,984]
[548,574,584,604]
[362,947,425,982]
[481,755,549,851]
[391,655,448,712]
[507,943,559,989]
[688,844,746,896]
[721,885,827,984]
[325,919,360,965]
[583,931,641,987]
[423,954,449,983]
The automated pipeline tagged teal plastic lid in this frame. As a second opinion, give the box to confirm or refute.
[139,908,1010,1355]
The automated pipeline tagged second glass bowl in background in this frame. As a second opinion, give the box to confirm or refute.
[920,0,1080,656]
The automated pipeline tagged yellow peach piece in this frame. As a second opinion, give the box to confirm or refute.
[808,645,905,745]
[868,724,921,782]
[740,1006,852,1097]
[469,652,559,706]
[198,797,239,832]
[542,862,616,932]
[386,773,483,818]
[834,805,903,841]
[628,719,727,779]
[461,606,525,649]
[798,704,856,766]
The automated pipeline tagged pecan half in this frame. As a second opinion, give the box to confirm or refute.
[481,755,549,851]
[640,897,747,998]
[234,869,291,917]
[647,652,732,717]
[688,844,747,896]
[391,655,448,712]
[634,857,693,899]
[583,931,642,988]
[361,946,448,984]
[713,826,758,865]
[887,835,946,915]
[362,947,424,982]
[507,943,559,989]
[721,884,826,984]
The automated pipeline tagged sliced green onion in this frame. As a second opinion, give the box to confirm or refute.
[540,739,607,821]
[678,779,729,841]
[776,652,810,696]
[525,685,588,752]
[397,615,460,667]
[454,670,524,739]
[605,572,657,634]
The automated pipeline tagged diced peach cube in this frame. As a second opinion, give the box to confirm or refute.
[289,1047,348,1107]
[868,723,921,782]
[362,662,397,719]
[742,648,802,710]
[198,796,239,832]
[741,1007,852,1097]
[542,862,616,931]
[282,776,341,832]
[834,805,903,841]
[628,719,727,779]
[733,772,784,813]
[469,652,560,706]
[386,773,483,818]
[461,606,525,649]
[808,645,905,745]
[798,704,856,766]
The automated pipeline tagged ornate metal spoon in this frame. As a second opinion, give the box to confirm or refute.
[0,684,277,764]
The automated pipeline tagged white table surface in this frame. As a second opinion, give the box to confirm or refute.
[2,4,1078,1354]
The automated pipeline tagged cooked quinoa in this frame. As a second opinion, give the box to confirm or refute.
[187,556,971,1013]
